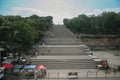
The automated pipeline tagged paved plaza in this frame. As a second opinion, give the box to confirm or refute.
[93,51,120,67]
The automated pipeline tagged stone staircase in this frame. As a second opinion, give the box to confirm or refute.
[32,59,96,69]
[44,38,78,45]
[44,25,81,45]
[32,25,96,70]
[38,45,87,55]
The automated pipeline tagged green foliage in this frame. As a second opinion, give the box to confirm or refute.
[0,15,53,54]
[64,12,120,35]
[0,15,5,26]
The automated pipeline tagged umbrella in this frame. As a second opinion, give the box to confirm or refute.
[24,65,36,69]
[3,63,13,69]
[37,65,46,70]
[13,65,23,69]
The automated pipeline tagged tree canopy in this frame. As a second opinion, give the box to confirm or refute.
[0,15,53,54]
[64,12,120,35]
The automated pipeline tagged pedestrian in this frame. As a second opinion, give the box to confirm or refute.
[113,68,116,73]
[35,51,38,56]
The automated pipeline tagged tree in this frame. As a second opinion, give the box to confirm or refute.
[0,15,53,56]
[64,12,120,35]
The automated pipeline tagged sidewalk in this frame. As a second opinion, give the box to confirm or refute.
[46,70,120,78]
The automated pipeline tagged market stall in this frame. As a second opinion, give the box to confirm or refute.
[13,65,23,76]
[23,65,36,78]
[36,65,47,78]
[2,63,14,76]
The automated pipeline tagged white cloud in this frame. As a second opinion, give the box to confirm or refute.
[11,7,48,16]
[9,0,120,24]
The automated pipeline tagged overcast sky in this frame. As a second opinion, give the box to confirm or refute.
[0,0,120,24]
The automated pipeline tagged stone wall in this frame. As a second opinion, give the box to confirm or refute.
[80,35,120,50]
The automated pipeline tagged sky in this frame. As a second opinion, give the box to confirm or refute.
[0,0,120,24]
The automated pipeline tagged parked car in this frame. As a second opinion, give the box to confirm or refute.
[12,57,31,65]
[2,59,13,64]
[0,67,5,80]
[68,72,78,79]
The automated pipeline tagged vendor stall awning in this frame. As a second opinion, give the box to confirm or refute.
[2,63,13,69]
[37,65,46,70]
[13,65,23,69]
[24,65,36,69]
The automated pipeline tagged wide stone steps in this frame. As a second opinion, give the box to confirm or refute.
[45,66,95,69]
[39,49,84,53]
[32,25,96,70]
[39,52,86,55]
[44,39,79,45]
[31,59,96,69]
[50,26,74,38]
[39,47,85,54]
[38,45,88,50]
